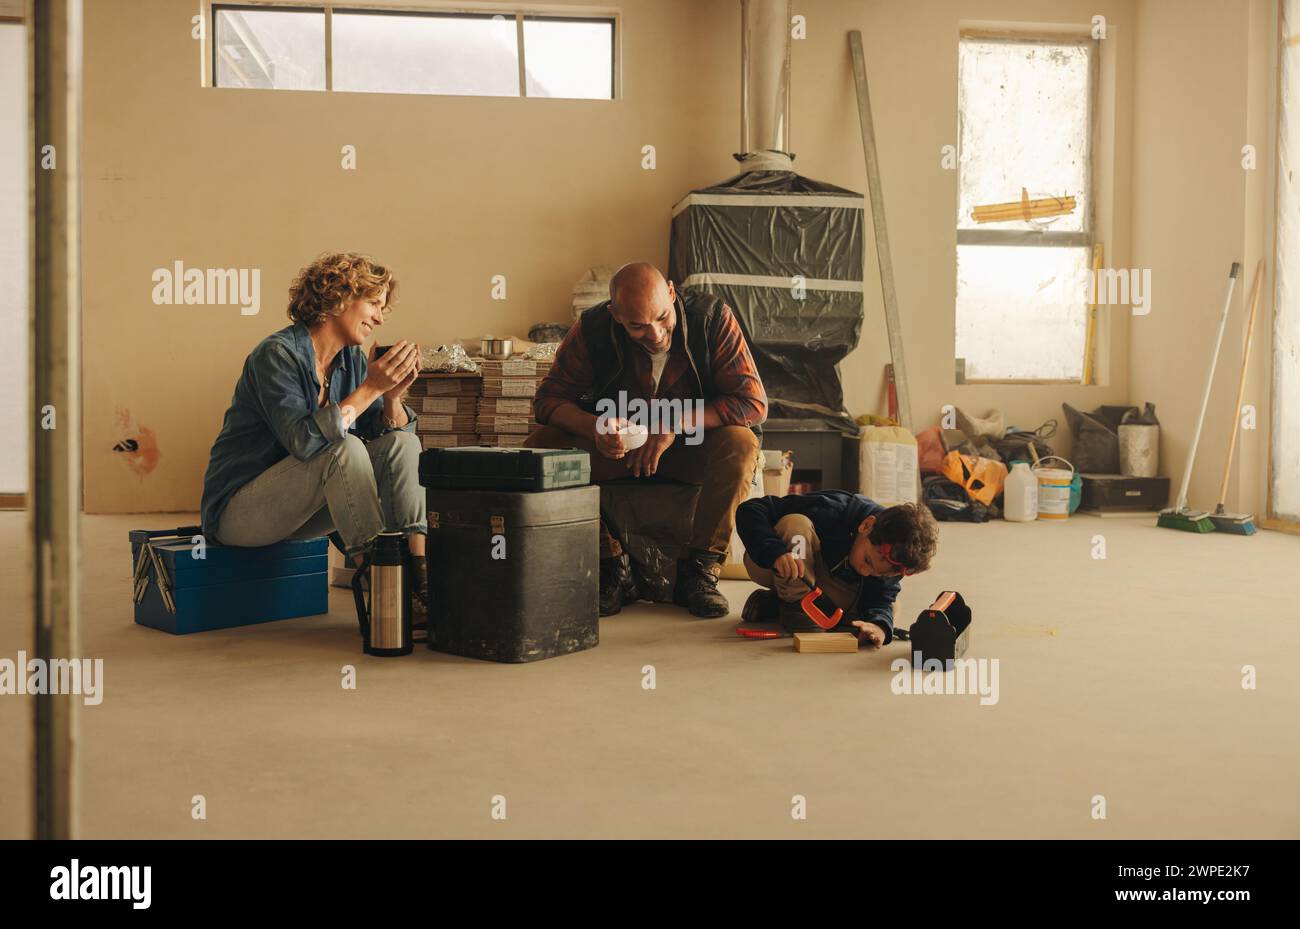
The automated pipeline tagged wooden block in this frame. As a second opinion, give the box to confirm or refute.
[793,632,858,653]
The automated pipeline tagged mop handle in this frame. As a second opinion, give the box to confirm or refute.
[1217,260,1265,509]
[1175,263,1240,512]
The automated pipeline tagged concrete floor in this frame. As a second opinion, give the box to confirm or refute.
[1,510,1297,839]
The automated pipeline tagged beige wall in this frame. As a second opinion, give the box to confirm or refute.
[83,0,1140,513]
[1130,0,1277,517]
[842,0,1135,460]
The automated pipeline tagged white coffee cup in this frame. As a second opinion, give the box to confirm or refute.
[618,422,649,450]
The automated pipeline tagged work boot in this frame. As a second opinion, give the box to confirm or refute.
[672,551,730,618]
[741,588,779,623]
[778,598,823,634]
[599,553,637,617]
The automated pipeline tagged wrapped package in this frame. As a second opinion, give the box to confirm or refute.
[669,168,865,433]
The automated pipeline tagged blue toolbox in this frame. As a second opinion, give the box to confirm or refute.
[130,526,329,635]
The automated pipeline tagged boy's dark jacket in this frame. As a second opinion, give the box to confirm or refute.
[735,490,901,642]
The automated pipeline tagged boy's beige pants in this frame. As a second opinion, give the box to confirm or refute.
[742,513,859,610]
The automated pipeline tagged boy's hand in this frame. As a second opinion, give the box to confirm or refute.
[772,553,805,581]
[852,620,886,650]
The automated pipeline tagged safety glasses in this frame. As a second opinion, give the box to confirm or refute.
[877,543,915,577]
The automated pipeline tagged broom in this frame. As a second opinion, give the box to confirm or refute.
[1209,259,1265,534]
[1158,262,1240,533]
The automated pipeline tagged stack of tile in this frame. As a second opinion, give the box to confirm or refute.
[407,373,481,449]
[476,357,552,447]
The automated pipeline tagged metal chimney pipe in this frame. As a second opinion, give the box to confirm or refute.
[739,0,791,159]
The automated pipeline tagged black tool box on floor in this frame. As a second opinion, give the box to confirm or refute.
[1078,473,1171,513]
[423,483,600,662]
[419,446,590,491]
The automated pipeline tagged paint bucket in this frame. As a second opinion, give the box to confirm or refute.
[1033,456,1075,520]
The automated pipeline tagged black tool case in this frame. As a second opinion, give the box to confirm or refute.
[1078,473,1170,513]
[419,446,590,492]
[423,484,600,662]
[903,591,972,669]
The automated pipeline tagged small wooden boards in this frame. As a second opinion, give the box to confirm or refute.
[793,632,858,654]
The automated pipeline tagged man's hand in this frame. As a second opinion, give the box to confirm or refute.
[593,416,630,460]
[851,620,886,650]
[367,340,420,399]
[624,430,675,477]
[772,552,805,581]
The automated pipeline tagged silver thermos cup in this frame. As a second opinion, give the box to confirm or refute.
[353,532,413,657]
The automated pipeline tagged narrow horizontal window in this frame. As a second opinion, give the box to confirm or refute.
[213,6,325,91]
[523,17,614,100]
[332,11,520,97]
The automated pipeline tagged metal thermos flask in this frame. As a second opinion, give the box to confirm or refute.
[353,532,413,657]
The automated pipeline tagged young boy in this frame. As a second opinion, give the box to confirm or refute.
[735,491,939,648]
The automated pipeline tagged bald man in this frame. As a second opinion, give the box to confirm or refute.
[528,263,768,618]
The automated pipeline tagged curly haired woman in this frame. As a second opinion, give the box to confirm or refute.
[200,252,429,616]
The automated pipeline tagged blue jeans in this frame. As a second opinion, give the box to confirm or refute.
[215,431,426,556]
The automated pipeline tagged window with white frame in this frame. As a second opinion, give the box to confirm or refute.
[955,34,1097,382]
[212,5,615,100]
[214,6,326,90]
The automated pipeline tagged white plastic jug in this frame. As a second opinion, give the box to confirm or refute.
[1004,461,1039,522]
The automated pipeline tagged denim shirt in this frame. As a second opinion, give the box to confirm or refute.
[201,323,418,539]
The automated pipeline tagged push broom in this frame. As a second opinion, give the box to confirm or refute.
[1209,259,1265,534]
[1158,262,1240,533]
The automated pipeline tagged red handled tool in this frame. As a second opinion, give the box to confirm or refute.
[735,627,786,639]
[799,576,842,629]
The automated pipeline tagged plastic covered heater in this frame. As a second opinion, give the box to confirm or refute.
[668,168,865,432]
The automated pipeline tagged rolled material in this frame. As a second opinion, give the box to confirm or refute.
[1119,424,1159,477]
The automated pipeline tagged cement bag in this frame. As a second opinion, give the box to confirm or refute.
[856,425,919,505]
[1062,403,1135,473]
[940,451,1008,507]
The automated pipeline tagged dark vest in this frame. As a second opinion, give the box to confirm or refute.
[577,291,762,441]
[578,290,723,412]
